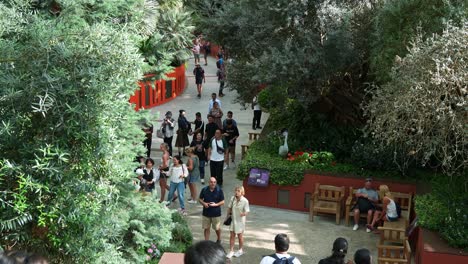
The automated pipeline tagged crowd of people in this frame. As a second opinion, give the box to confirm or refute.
[184,234,373,264]
[134,36,393,263]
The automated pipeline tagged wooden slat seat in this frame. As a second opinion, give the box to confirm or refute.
[377,239,411,264]
[248,131,261,141]
[310,183,345,224]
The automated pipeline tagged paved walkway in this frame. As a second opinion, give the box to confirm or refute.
[148,56,379,263]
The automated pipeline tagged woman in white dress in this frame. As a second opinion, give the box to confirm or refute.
[226,186,250,259]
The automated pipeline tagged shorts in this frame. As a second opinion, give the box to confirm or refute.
[189,173,199,183]
[194,54,200,60]
[228,145,236,155]
[202,216,221,230]
[160,168,169,179]
[195,78,203,85]
[386,215,399,222]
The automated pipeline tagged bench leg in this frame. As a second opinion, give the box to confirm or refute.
[336,213,340,225]
[345,211,350,226]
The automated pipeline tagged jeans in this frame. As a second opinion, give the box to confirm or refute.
[219,81,225,95]
[210,160,224,186]
[168,181,185,209]
[199,160,206,179]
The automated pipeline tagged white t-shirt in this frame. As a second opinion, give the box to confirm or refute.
[167,164,188,183]
[253,96,261,111]
[259,253,301,264]
[210,138,225,162]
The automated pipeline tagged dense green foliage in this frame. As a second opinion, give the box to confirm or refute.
[365,22,467,176]
[0,0,193,262]
[415,176,468,249]
[370,0,467,82]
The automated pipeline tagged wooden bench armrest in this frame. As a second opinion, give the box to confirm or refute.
[377,226,406,232]
[345,196,355,206]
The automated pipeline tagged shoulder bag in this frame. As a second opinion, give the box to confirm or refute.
[223,197,235,226]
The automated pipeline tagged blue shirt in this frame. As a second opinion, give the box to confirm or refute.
[357,188,379,201]
[200,186,225,217]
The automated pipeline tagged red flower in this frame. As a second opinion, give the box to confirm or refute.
[298,152,304,156]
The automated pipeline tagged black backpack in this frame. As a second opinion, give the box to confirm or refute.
[270,254,295,264]
[396,202,402,218]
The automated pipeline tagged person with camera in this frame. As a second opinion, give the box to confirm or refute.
[161,111,175,156]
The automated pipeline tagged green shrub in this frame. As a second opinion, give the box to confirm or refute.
[415,176,468,249]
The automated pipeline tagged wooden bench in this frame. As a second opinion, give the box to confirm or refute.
[241,140,255,160]
[378,226,407,245]
[377,239,411,264]
[310,183,345,224]
[345,187,382,226]
[382,192,412,230]
[248,131,261,141]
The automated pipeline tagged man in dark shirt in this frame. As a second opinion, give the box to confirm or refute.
[222,119,239,170]
[204,115,219,142]
[193,64,205,98]
[199,177,225,243]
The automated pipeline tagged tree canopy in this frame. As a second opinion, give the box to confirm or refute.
[0,0,193,262]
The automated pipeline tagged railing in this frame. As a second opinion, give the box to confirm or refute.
[129,64,186,111]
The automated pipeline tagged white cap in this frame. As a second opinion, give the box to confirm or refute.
[135,169,145,175]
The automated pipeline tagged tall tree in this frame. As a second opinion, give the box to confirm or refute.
[0,0,192,262]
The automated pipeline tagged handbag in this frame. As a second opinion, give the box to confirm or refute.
[156,126,164,139]
[223,197,235,226]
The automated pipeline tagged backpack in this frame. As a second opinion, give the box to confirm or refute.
[270,254,295,264]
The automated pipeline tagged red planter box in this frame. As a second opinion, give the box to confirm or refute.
[413,227,468,264]
[243,172,417,213]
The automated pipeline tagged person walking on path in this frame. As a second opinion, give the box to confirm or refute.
[158,143,173,203]
[175,110,191,156]
[222,119,239,170]
[190,132,207,185]
[191,112,204,141]
[142,158,159,193]
[161,111,175,156]
[209,101,223,130]
[252,95,262,130]
[222,111,237,129]
[259,234,301,264]
[193,64,206,98]
[208,93,222,115]
[186,147,200,204]
[164,155,188,215]
[203,40,211,66]
[216,66,226,97]
[199,177,225,243]
[207,129,227,187]
[226,186,250,259]
[192,41,201,65]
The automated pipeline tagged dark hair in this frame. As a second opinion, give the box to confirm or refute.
[322,237,349,264]
[184,240,226,264]
[211,93,217,97]
[196,112,201,117]
[226,119,233,125]
[179,109,185,115]
[145,158,155,166]
[165,111,172,117]
[207,115,214,119]
[274,234,290,252]
[173,155,182,164]
[354,248,371,264]
[227,111,233,115]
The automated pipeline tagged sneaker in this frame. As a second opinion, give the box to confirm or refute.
[164,201,171,206]
[201,179,205,184]
[226,251,234,259]
[366,224,374,232]
[223,164,229,170]
[366,228,371,233]
[231,161,236,168]
[180,209,187,216]
[353,224,359,231]
[188,199,197,204]
[256,126,263,129]
[234,249,244,257]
